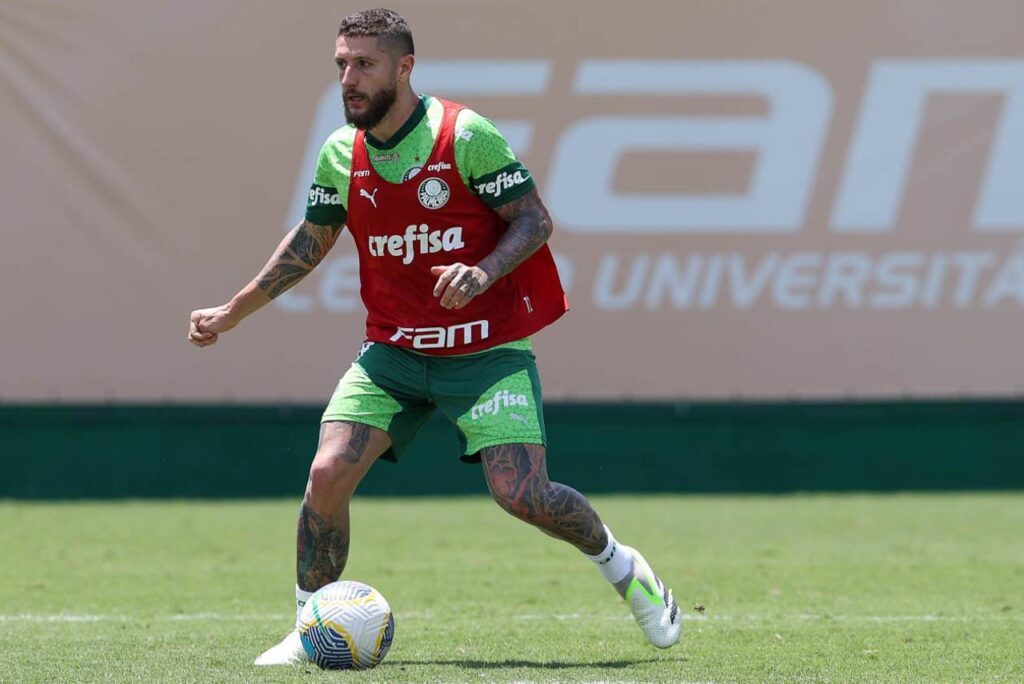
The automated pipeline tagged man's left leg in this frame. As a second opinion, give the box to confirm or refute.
[480,443,681,648]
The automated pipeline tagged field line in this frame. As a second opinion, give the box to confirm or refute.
[1,612,1019,623]
[511,613,1021,623]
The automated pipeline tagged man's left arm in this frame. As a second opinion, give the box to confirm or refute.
[431,188,552,310]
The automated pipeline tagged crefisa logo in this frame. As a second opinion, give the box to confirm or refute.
[470,390,530,420]
[308,186,342,206]
[418,177,450,209]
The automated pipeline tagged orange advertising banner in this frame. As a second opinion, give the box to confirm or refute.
[2,0,1023,401]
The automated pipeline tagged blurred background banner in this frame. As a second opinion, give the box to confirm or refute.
[3,0,1024,402]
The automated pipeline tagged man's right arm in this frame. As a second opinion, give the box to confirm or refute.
[188,218,344,347]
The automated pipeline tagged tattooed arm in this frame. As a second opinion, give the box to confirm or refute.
[188,219,343,347]
[478,189,553,282]
[431,189,552,310]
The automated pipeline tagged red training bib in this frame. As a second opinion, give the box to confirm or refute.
[345,98,569,355]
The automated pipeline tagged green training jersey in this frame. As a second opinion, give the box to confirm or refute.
[306,95,534,225]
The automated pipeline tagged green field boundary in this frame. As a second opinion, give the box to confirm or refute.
[2,400,1022,498]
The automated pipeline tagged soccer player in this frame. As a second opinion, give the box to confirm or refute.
[188,8,681,664]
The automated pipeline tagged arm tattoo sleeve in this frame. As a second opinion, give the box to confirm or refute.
[257,220,343,299]
[478,189,553,282]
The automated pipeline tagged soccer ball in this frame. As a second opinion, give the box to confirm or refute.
[297,580,395,670]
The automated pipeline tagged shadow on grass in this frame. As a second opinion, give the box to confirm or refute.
[386,656,678,670]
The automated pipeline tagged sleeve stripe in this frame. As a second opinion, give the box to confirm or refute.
[471,163,534,208]
[305,183,347,224]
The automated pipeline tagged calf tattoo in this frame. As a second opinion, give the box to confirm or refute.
[296,504,349,592]
[481,443,606,555]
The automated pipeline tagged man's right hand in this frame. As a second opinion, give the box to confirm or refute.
[188,305,240,348]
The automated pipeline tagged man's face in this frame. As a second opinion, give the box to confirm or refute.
[335,35,399,130]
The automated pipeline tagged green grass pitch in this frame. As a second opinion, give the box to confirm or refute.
[1,494,1022,683]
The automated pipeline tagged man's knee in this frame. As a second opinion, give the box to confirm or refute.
[488,469,549,522]
[306,452,361,499]
[481,443,550,521]
[305,422,389,504]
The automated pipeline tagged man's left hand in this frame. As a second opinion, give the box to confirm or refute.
[431,263,491,310]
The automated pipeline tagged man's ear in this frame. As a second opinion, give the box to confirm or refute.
[399,54,415,82]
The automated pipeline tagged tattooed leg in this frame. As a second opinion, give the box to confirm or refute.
[480,443,607,555]
[296,504,349,591]
[296,421,390,592]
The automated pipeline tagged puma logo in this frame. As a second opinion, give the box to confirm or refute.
[360,187,379,208]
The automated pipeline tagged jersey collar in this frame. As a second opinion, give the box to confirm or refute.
[365,95,430,150]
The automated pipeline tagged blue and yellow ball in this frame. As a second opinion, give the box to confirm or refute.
[298,580,394,670]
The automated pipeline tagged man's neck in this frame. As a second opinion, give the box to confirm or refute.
[367,87,420,144]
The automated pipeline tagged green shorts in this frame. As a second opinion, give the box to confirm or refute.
[322,339,546,463]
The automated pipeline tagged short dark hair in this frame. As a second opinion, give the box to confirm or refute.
[338,8,414,58]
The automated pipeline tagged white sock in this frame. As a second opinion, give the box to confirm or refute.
[295,585,313,629]
[584,525,634,583]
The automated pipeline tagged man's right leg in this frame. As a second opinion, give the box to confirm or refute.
[255,420,391,666]
[297,420,391,591]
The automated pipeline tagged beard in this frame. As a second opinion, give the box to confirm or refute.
[343,78,398,130]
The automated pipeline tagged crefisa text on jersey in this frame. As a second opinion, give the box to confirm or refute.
[367,224,465,265]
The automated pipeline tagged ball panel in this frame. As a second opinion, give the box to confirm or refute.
[375,612,395,662]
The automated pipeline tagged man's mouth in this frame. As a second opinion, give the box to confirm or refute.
[346,93,367,106]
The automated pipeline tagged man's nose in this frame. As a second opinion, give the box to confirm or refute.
[340,66,358,87]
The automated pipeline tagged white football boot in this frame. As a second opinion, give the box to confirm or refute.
[613,547,681,648]
[253,629,308,666]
